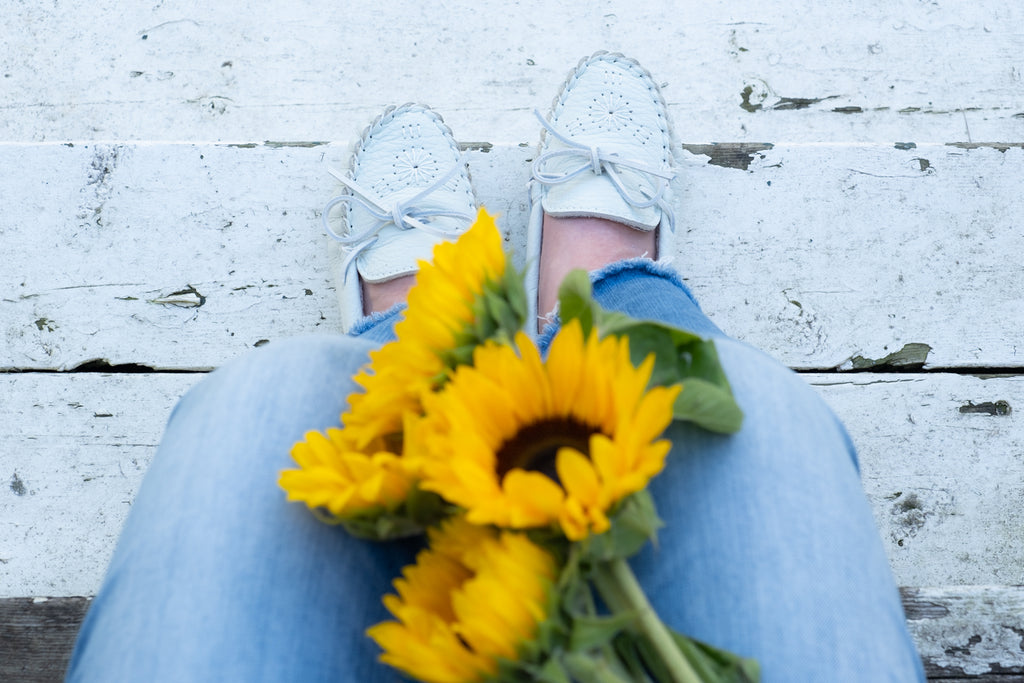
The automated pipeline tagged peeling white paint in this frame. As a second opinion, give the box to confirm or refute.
[3,143,1024,371]
[2,1,1024,143]
[904,586,1024,676]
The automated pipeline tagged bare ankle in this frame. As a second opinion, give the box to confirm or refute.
[362,274,416,314]
[537,214,656,318]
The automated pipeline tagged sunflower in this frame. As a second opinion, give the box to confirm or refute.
[278,425,414,519]
[367,517,558,683]
[344,208,518,443]
[416,320,681,541]
[281,209,522,521]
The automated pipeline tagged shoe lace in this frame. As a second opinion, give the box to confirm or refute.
[530,110,677,233]
[322,162,475,282]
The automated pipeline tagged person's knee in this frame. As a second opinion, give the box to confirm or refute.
[713,338,858,468]
[219,334,373,383]
[170,335,376,426]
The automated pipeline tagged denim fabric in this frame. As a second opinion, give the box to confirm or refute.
[66,264,925,682]
[538,258,725,351]
[347,302,404,344]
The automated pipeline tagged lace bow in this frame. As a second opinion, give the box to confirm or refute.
[322,163,474,282]
[530,110,677,233]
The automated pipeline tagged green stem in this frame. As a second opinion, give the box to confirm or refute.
[594,559,703,683]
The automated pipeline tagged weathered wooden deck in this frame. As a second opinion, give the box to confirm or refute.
[2,1,1023,681]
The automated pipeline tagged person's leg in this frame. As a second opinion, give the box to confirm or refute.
[575,261,925,680]
[530,52,923,679]
[65,332,415,683]
[68,99,481,682]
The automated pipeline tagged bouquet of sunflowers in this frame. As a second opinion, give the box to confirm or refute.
[280,210,758,683]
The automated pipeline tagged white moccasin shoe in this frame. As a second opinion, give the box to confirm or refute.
[323,104,477,332]
[525,52,679,327]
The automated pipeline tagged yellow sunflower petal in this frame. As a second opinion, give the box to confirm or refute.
[556,446,602,507]
[369,519,555,683]
[501,469,566,528]
[416,318,676,539]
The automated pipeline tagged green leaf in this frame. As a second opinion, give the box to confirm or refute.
[602,319,685,388]
[590,315,744,434]
[405,487,449,528]
[673,337,732,392]
[551,268,744,434]
[504,263,530,328]
[556,269,596,337]
[337,511,423,540]
[597,311,703,347]
[669,632,761,683]
[610,634,654,681]
[581,491,663,563]
[673,378,745,434]
[485,290,521,338]
[474,304,498,341]
[447,343,477,369]
[535,657,574,683]
[562,651,635,683]
[569,612,640,651]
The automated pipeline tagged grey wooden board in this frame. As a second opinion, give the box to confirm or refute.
[3,142,1023,372]
[0,597,89,683]
[902,586,1024,679]
[1,588,1022,681]
[3,1,1023,144]
[2,372,1021,597]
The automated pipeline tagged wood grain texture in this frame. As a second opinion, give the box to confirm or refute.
[0,597,90,683]
[3,1,1023,144]
[3,143,1023,372]
[2,589,1021,681]
[903,586,1024,679]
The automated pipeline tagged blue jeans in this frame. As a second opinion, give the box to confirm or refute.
[66,262,926,682]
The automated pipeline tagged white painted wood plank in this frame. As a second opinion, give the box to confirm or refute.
[3,142,1022,371]
[0,373,200,598]
[811,373,1024,587]
[3,0,1023,144]
[2,372,1021,597]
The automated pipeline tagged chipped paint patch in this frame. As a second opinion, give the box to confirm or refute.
[740,83,840,112]
[946,142,1024,153]
[682,143,775,171]
[263,141,327,148]
[458,142,493,153]
[842,343,932,371]
[10,472,27,496]
[892,492,926,534]
[148,285,206,308]
[959,400,1011,416]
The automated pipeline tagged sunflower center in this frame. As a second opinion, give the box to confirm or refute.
[496,418,596,480]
